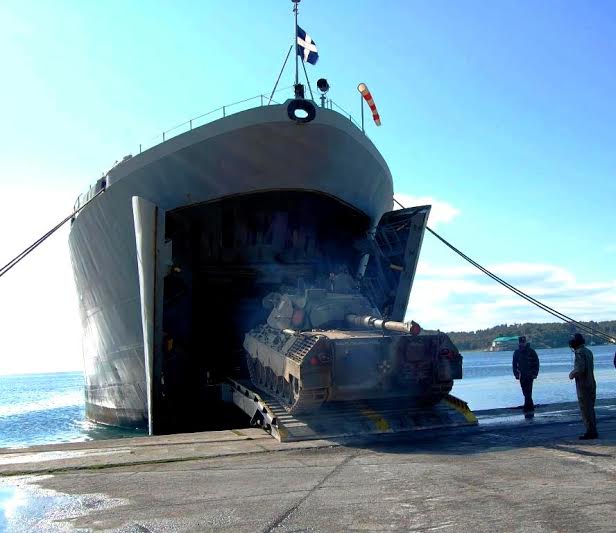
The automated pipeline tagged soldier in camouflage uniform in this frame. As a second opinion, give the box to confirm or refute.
[568,333,598,440]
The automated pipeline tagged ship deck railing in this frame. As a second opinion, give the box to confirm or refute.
[73,88,365,213]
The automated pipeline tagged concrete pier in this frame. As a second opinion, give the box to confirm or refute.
[1,399,616,532]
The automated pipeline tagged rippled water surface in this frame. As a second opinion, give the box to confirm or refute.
[1,344,615,448]
[0,372,142,449]
[453,343,616,411]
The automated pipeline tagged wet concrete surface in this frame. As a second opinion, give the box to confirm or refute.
[1,399,615,532]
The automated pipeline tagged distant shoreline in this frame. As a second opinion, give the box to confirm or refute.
[460,342,614,354]
[435,319,616,352]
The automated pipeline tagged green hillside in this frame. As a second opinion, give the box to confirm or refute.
[437,320,616,351]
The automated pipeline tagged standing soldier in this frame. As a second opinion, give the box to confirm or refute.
[512,336,540,413]
[568,333,598,439]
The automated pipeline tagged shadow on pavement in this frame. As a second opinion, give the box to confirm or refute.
[321,398,616,457]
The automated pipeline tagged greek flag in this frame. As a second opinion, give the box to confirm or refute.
[296,26,318,65]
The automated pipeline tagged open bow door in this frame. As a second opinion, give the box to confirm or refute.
[360,205,430,321]
[133,197,167,435]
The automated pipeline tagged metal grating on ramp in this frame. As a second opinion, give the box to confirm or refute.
[227,379,477,442]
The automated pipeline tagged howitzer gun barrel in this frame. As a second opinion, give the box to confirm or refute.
[346,314,421,335]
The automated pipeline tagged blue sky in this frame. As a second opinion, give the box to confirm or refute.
[0,1,615,373]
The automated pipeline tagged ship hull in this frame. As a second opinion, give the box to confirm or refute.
[69,102,394,430]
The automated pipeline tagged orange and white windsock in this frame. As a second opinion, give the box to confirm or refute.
[358,83,381,126]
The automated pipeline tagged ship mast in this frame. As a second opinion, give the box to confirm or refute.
[293,0,299,87]
[292,0,303,99]
[268,0,304,103]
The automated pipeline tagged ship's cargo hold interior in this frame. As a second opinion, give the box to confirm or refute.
[156,191,370,432]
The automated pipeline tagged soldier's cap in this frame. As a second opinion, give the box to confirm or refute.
[518,336,527,343]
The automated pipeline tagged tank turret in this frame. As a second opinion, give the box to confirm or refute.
[243,285,463,414]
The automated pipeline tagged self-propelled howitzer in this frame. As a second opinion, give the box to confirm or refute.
[243,288,463,414]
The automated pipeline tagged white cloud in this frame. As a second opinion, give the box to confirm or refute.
[393,193,460,229]
[406,260,616,332]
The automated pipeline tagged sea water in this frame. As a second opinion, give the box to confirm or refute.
[1,344,615,448]
[453,343,616,410]
[0,372,142,449]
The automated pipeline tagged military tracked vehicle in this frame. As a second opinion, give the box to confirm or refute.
[244,285,463,414]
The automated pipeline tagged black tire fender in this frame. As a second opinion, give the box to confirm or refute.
[287,99,317,123]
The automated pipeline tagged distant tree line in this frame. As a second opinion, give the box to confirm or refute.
[429,320,616,351]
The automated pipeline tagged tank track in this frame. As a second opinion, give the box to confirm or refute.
[245,354,327,414]
[415,382,454,407]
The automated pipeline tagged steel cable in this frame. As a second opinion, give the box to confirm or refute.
[393,197,615,344]
[0,187,106,279]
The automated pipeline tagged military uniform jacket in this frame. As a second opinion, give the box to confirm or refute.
[512,347,540,378]
[573,346,596,389]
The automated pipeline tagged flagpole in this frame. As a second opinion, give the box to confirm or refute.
[293,0,299,88]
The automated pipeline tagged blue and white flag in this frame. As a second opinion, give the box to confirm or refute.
[296,25,318,65]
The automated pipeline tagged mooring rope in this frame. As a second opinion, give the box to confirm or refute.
[393,197,615,344]
[0,187,106,279]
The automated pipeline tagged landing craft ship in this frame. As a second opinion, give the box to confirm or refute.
[69,8,466,436]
